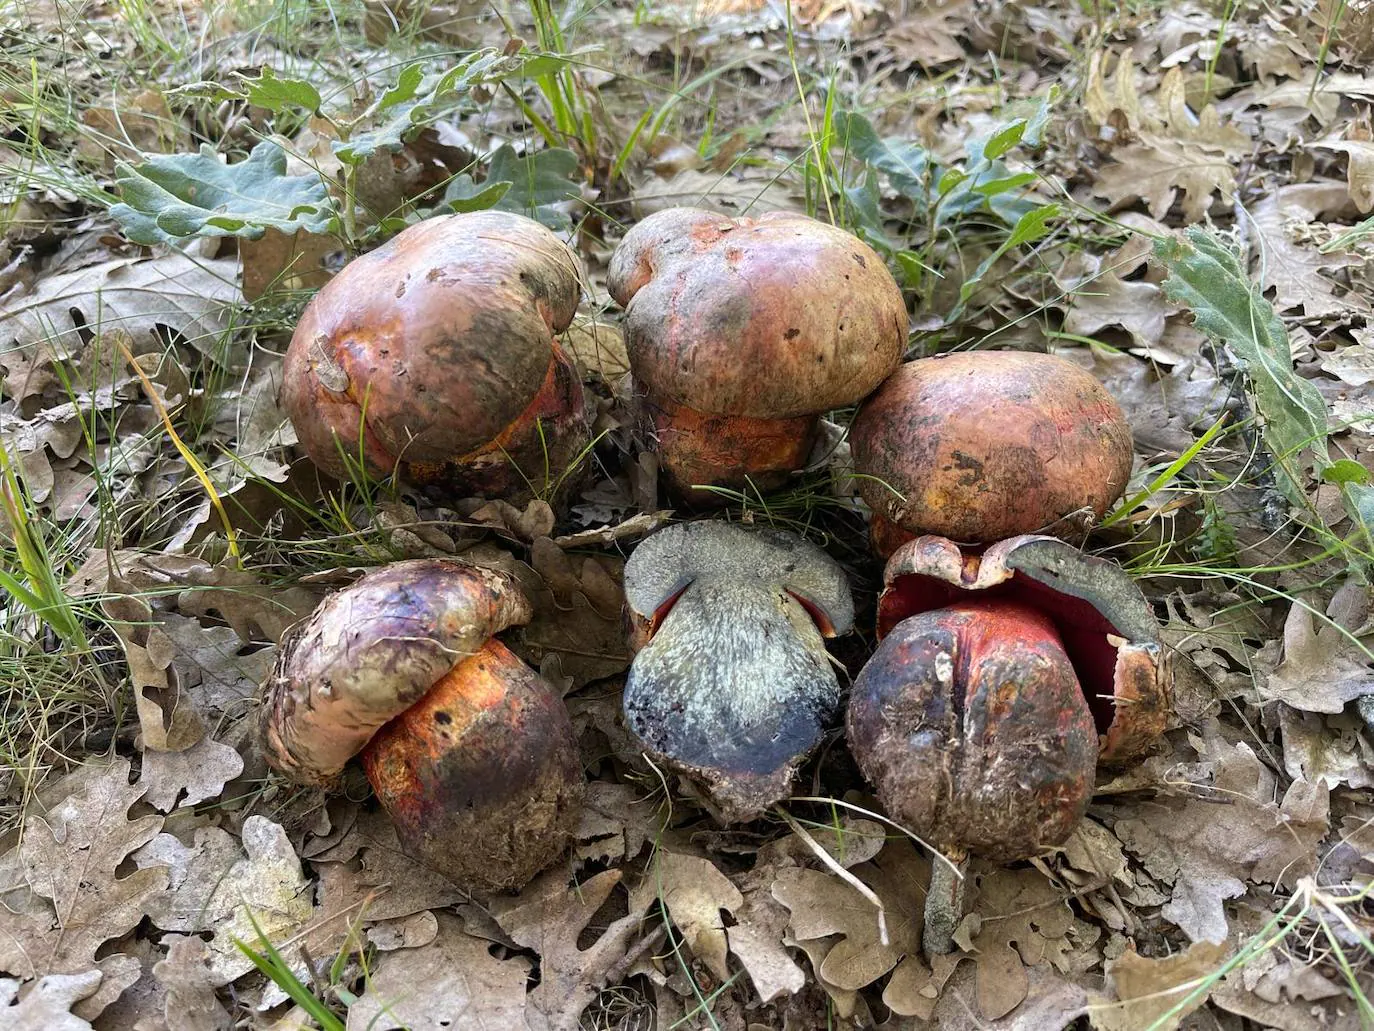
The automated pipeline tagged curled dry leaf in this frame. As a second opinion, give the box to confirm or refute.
[772,840,930,1017]
[573,781,665,867]
[511,536,631,689]
[0,970,104,1031]
[141,935,232,1031]
[345,913,530,1031]
[1262,582,1374,714]
[0,759,167,1020]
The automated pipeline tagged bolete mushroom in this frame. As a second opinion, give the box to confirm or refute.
[607,207,906,502]
[258,559,584,892]
[622,521,854,820]
[850,351,1133,555]
[848,534,1172,953]
[282,210,590,502]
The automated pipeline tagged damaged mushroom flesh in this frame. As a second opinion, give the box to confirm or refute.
[622,521,854,821]
[851,351,1134,555]
[607,207,905,502]
[282,210,590,502]
[258,559,584,892]
[847,534,1173,953]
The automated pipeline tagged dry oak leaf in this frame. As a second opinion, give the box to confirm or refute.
[1248,183,1368,319]
[345,913,529,1031]
[1088,940,1229,1031]
[511,536,631,690]
[307,808,464,922]
[631,848,742,982]
[1093,136,1235,223]
[573,781,665,867]
[136,935,232,1031]
[0,970,103,1031]
[1279,705,1374,790]
[1055,250,1176,349]
[772,840,930,1016]
[131,818,311,985]
[0,759,167,1021]
[0,253,238,398]
[1111,732,1330,943]
[1262,582,1374,714]
[139,730,244,812]
[491,867,655,1031]
[892,960,1089,1031]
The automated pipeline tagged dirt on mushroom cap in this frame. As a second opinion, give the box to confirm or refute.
[281,210,583,479]
[848,599,1098,863]
[607,207,906,419]
[851,351,1134,545]
[257,559,533,785]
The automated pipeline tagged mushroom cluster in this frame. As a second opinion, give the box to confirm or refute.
[261,206,1172,928]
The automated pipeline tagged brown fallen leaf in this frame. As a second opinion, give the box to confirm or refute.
[573,781,665,867]
[1093,136,1235,223]
[0,970,103,1031]
[632,848,743,982]
[512,536,631,689]
[239,228,338,303]
[1248,184,1368,319]
[492,867,655,1031]
[0,759,167,1020]
[138,935,232,1031]
[1262,581,1374,714]
[131,817,312,985]
[345,913,530,1031]
[1088,940,1229,1031]
[138,733,243,811]
[1111,726,1330,943]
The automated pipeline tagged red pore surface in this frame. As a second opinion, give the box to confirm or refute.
[852,352,1133,545]
[282,210,584,489]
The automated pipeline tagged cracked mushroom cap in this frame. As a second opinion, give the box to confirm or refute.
[851,352,1134,547]
[877,535,1173,764]
[282,210,583,484]
[258,559,534,785]
[606,208,906,419]
[622,521,854,820]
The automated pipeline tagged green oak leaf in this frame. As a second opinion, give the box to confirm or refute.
[110,140,334,244]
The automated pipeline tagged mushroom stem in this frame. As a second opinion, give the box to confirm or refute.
[923,850,968,955]
[648,397,819,503]
[362,638,584,891]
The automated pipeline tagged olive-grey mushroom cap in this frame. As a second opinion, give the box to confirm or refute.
[621,521,854,820]
[258,559,533,785]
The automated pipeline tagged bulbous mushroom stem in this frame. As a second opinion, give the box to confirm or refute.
[923,851,968,956]
[647,397,819,502]
[362,638,584,893]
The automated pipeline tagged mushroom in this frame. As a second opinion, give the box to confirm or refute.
[607,208,906,503]
[282,210,590,502]
[850,351,1133,555]
[848,534,1172,953]
[258,559,584,892]
[622,521,854,820]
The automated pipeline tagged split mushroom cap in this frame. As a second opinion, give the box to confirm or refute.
[851,351,1133,552]
[607,207,906,498]
[847,598,1098,864]
[877,534,1173,764]
[259,559,584,891]
[622,520,854,820]
[282,210,589,500]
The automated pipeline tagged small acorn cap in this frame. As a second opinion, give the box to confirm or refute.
[622,521,855,820]
[258,559,533,785]
[877,534,1172,764]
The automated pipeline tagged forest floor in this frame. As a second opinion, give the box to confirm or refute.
[2,0,1374,1028]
